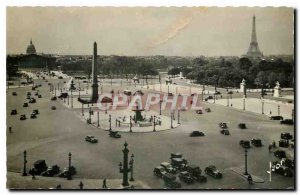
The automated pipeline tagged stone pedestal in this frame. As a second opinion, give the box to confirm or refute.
[240,78,247,98]
[179,72,184,79]
[273,81,281,97]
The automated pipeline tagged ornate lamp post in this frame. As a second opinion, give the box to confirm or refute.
[54,87,56,97]
[22,150,28,176]
[170,112,173,129]
[89,107,92,123]
[82,103,84,116]
[177,110,180,125]
[97,112,100,127]
[244,149,248,175]
[262,99,264,114]
[129,116,132,132]
[243,97,245,111]
[227,95,229,107]
[153,115,156,132]
[78,81,81,98]
[129,154,135,181]
[213,94,215,104]
[71,95,73,108]
[109,114,112,131]
[278,105,280,115]
[68,152,72,180]
[159,99,163,115]
[119,142,131,187]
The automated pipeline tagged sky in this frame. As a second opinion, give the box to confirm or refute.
[6,7,294,56]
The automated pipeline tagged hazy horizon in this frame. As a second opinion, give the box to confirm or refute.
[7,7,294,56]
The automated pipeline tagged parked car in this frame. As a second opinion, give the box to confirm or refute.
[30,113,37,119]
[27,92,31,96]
[280,119,294,125]
[196,110,203,114]
[179,171,194,184]
[29,98,36,103]
[41,165,60,177]
[190,131,205,137]
[204,96,213,101]
[58,93,69,98]
[281,158,295,170]
[109,131,121,138]
[171,158,188,171]
[204,165,223,178]
[168,93,173,96]
[219,122,227,129]
[274,150,286,159]
[205,108,211,112]
[251,138,262,147]
[29,160,48,175]
[238,123,246,129]
[153,166,167,178]
[12,92,17,96]
[227,91,233,94]
[51,106,56,110]
[33,109,39,115]
[220,129,230,135]
[187,165,207,183]
[23,103,29,107]
[163,173,181,189]
[11,109,17,115]
[214,91,221,95]
[279,139,289,148]
[85,135,98,143]
[58,166,77,178]
[170,153,188,165]
[35,92,39,96]
[20,114,26,120]
[269,116,283,120]
[38,94,42,98]
[160,162,177,174]
[271,161,293,177]
[27,95,31,100]
[51,96,57,101]
[281,133,293,140]
[239,140,250,148]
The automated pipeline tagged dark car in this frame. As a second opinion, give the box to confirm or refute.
[204,165,222,178]
[168,93,173,96]
[271,161,293,177]
[171,158,188,171]
[251,138,262,147]
[279,139,289,148]
[85,135,98,143]
[281,158,294,170]
[171,152,183,160]
[27,95,31,100]
[179,171,194,184]
[11,109,17,115]
[205,108,211,112]
[281,133,293,140]
[227,91,233,94]
[238,123,246,129]
[29,160,48,175]
[51,106,56,110]
[204,96,213,101]
[239,140,250,148]
[160,162,177,174]
[220,129,230,135]
[20,114,26,120]
[58,76,63,79]
[153,166,167,178]
[187,164,207,183]
[196,110,203,114]
[12,92,17,96]
[33,109,39,115]
[219,122,227,129]
[23,103,29,107]
[269,116,283,120]
[190,131,205,137]
[58,93,69,98]
[214,91,221,95]
[38,94,42,98]
[58,166,77,178]
[280,119,294,125]
[274,150,286,159]
[51,96,57,101]
[27,92,31,96]
[163,173,181,189]
[41,165,60,177]
[109,131,121,138]
[29,98,36,103]
[35,92,39,96]
[32,86,36,90]
[30,113,37,119]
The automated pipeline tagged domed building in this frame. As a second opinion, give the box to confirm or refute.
[26,39,36,54]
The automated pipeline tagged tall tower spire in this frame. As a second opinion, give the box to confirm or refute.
[91,41,99,103]
[246,15,262,59]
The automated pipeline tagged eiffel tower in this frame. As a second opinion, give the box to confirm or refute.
[246,15,262,58]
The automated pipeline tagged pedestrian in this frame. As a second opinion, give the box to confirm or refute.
[270,111,272,115]
[102,179,107,189]
[268,144,272,152]
[247,174,253,184]
[56,184,62,189]
[272,140,276,148]
[115,119,118,127]
[32,173,36,180]
[79,181,84,189]
[9,127,12,133]
[118,120,121,127]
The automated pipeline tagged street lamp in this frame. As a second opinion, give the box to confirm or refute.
[170,112,173,129]
[243,98,245,111]
[177,110,180,125]
[71,95,73,108]
[129,116,132,132]
[109,114,112,131]
[278,105,280,115]
[129,154,135,181]
[22,150,28,176]
[153,115,156,132]
[68,152,72,180]
[227,95,229,107]
[119,142,130,187]
[244,149,248,175]
[159,99,163,115]
[82,103,84,116]
[262,99,264,114]
[97,112,100,127]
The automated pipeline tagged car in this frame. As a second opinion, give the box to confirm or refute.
[29,160,48,175]
[196,110,203,114]
[251,138,262,147]
[109,131,121,138]
[12,92,17,96]
[168,93,173,96]
[51,106,56,110]
[219,122,227,129]
[38,94,42,98]
[32,86,36,90]
[35,92,39,96]
[27,95,31,100]
[58,166,77,178]
[271,161,293,177]
[289,139,294,148]
[27,92,31,96]
[170,153,188,165]
[187,165,207,183]
[274,150,286,159]
[190,131,205,137]
[58,93,69,98]
[153,166,167,178]
[204,165,223,178]
[29,98,36,103]
[205,108,211,112]
[11,109,17,115]
[214,91,221,95]
[227,91,233,94]
[279,139,289,148]
[239,140,250,148]
[163,173,181,189]
[238,123,246,129]
[23,103,29,107]
[171,158,188,171]
[30,113,37,119]
[58,76,63,79]
[204,96,213,101]
[220,129,230,135]
[179,171,194,184]
[133,90,144,96]
[269,116,283,120]
[179,106,187,111]
[281,133,293,140]
[160,162,177,174]
[280,119,294,125]
[41,165,60,177]
[20,114,26,120]
[51,96,57,101]
[281,158,295,170]
[85,135,98,143]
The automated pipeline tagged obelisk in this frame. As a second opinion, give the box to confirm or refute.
[91,42,99,103]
